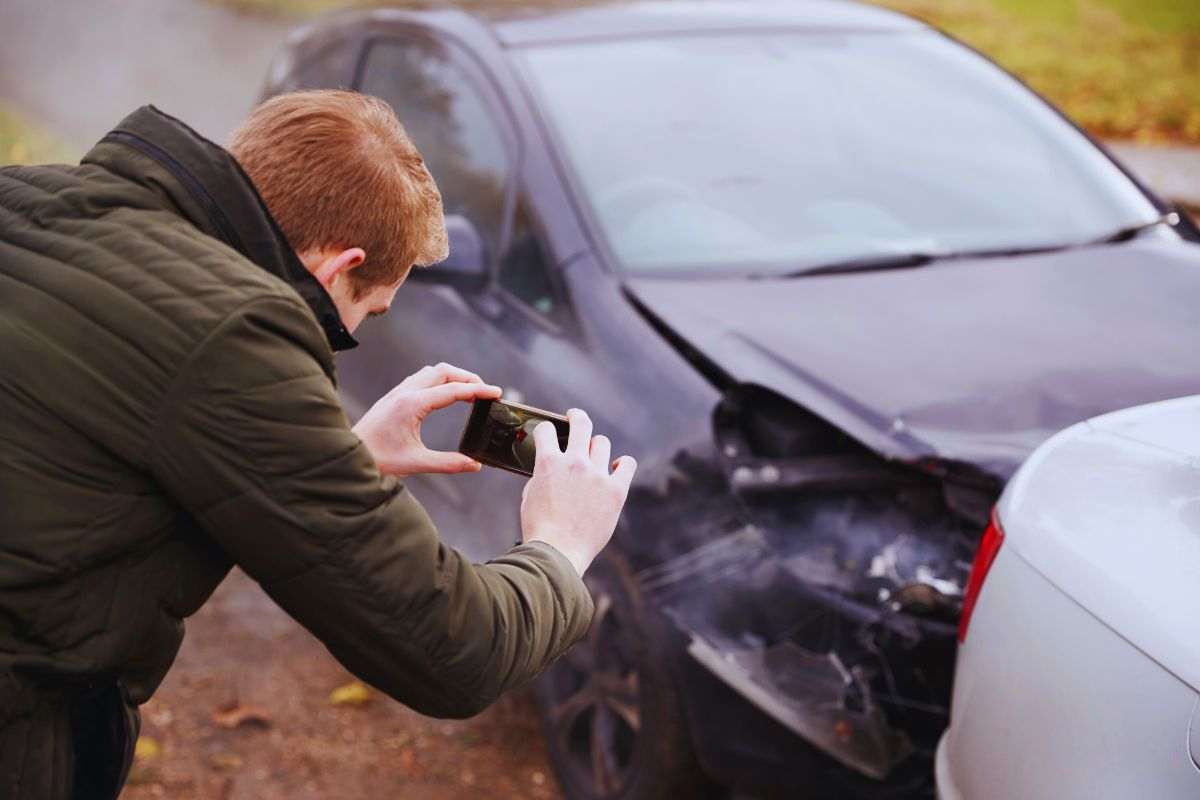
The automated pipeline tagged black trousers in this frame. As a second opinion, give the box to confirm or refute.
[69,683,137,800]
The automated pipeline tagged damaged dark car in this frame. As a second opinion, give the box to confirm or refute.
[262,1,1200,797]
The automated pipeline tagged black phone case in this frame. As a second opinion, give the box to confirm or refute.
[457,398,571,477]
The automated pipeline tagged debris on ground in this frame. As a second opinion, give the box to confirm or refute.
[328,681,373,707]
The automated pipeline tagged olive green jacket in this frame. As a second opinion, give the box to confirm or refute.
[0,107,593,799]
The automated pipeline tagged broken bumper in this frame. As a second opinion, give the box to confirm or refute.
[637,518,964,797]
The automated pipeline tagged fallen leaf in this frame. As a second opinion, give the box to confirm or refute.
[208,752,244,771]
[398,747,422,778]
[211,703,273,729]
[146,706,174,727]
[328,680,372,707]
[134,736,161,760]
[381,734,411,750]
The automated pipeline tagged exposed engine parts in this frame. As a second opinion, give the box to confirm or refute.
[621,383,1000,782]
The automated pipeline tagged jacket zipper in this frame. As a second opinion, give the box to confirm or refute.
[102,130,247,256]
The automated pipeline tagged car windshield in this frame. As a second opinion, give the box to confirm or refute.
[519,31,1162,276]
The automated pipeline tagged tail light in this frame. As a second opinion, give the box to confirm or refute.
[957,509,1005,644]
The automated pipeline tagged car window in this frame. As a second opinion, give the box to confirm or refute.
[287,41,358,91]
[359,37,512,260]
[498,201,558,317]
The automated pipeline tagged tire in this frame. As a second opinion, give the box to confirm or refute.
[534,552,721,800]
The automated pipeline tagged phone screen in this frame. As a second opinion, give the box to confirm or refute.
[457,398,571,477]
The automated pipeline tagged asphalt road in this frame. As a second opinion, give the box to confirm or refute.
[0,0,291,150]
[1107,142,1200,210]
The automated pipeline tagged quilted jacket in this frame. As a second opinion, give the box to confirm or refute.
[0,106,592,799]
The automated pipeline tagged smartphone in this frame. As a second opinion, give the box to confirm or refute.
[457,397,571,477]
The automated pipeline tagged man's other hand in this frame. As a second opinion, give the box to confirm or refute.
[353,362,501,477]
[520,409,637,576]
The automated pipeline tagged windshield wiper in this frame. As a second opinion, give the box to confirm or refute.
[773,251,942,279]
[1089,211,1180,245]
[771,242,1076,278]
[767,211,1183,280]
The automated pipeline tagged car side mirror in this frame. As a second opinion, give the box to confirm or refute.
[409,214,488,291]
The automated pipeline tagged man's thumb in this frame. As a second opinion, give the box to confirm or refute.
[422,449,483,474]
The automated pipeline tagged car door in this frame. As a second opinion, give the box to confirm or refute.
[459,190,638,548]
[337,30,550,560]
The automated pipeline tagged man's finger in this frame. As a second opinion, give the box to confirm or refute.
[433,363,484,385]
[589,435,611,471]
[611,455,637,490]
[532,420,561,473]
[402,362,484,391]
[565,408,592,457]
[418,381,501,413]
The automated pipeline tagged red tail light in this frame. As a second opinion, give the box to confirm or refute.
[958,510,1005,644]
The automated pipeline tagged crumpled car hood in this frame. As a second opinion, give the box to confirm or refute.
[625,237,1200,478]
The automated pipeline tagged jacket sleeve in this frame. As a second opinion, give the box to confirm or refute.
[150,295,594,718]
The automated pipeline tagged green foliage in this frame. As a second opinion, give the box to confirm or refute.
[871,0,1200,143]
[991,0,1078,25]
[1102,0,1200,34]
[0,107,77,166]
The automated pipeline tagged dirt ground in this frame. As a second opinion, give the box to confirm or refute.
[121,568,564,800]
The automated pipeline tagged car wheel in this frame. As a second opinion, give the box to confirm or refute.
[534,552,721,800]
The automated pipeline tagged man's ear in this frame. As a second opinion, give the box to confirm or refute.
[310,247,366,290]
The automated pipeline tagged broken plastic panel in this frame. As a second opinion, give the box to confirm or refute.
[622,386,990,782]
[687,636,911,781]
[635,511,965,781]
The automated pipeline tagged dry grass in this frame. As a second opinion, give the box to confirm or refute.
[873,0,1200,144]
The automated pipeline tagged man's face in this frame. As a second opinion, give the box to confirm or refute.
[327,276,404,333]
[299,246,406,333]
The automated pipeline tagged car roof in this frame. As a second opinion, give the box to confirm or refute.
[484,0,926,46]
[309,1,927,50]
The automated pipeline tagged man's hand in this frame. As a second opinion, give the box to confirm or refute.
[520,409,637,576]
[353,362,501,477]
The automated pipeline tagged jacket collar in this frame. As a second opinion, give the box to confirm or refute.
[88,105,358,352]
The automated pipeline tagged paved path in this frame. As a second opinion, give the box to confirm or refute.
[1106,141,1200,210]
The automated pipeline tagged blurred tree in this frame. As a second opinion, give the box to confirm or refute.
[0,106,77,166]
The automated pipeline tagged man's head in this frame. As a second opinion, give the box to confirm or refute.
[229,90,448,332]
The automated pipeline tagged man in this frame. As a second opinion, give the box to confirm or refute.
[0,90,636,799]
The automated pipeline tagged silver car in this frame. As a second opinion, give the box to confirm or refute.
[938,395,1200,798]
